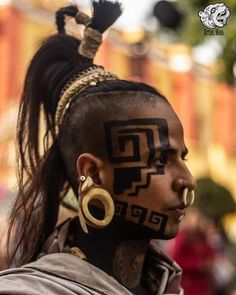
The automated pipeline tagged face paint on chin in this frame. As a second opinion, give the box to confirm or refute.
[114,200,173,239]
[112,210,172,240]
[86,202,173,239]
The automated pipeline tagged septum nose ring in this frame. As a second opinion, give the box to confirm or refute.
[182,188,195,206]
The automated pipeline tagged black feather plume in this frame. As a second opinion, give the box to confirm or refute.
[90,0,123,33]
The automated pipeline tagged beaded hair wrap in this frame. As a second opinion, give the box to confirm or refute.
[75,11,102,59]
[54,66,118,135]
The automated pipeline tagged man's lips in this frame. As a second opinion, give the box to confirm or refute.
[168,204,187,219]
[168,203,187,211]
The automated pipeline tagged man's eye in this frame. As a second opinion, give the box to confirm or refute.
[153,156,168,165]
[160,155,168,164]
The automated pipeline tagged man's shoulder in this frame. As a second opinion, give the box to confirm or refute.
[0,253,132,295]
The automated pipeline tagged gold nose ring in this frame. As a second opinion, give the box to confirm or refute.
[182,188,195,206]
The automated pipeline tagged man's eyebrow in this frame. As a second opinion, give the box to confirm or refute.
[155,147,178,155]
[155,147,189,156]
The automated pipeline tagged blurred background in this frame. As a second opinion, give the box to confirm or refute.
[1,0,236,293]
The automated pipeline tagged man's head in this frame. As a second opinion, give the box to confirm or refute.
[59,86,195,239]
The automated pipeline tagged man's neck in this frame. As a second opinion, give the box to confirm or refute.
[70,217,150,291]
[112,239,149,289]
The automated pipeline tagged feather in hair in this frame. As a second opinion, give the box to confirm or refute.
[90,0,123,33]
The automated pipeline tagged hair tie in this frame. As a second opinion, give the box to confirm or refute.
[75,11,91,27]
[75,11,102,59]
[79,27,102,59]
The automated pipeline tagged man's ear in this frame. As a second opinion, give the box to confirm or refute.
[76,153,103,185]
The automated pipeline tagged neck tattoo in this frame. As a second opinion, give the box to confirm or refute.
[112,240,149,290]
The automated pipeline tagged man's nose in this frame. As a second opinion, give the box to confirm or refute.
[172,168,196,192]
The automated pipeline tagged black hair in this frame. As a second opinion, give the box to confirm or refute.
[7,1,167,267]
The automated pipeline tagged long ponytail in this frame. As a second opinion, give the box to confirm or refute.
[7,34,81,266]
[7,1,122,266]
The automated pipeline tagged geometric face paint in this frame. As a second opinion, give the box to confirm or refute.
[104,118,171,196]
[114,200,168,234]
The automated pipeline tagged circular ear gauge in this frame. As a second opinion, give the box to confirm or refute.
[78,203,89,234]
[82,188,115,228]
[182,188,195,206]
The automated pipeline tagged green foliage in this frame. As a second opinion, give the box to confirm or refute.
[195,177,236,221]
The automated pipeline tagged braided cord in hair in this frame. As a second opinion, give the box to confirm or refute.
[55,66,118,134]
[78,27,102,59]
[75,11,91,27]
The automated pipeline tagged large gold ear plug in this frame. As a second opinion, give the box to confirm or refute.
[78,176,114,234]
[182,188,195,206]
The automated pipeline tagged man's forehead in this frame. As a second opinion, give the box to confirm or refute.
[104,118,170,159]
